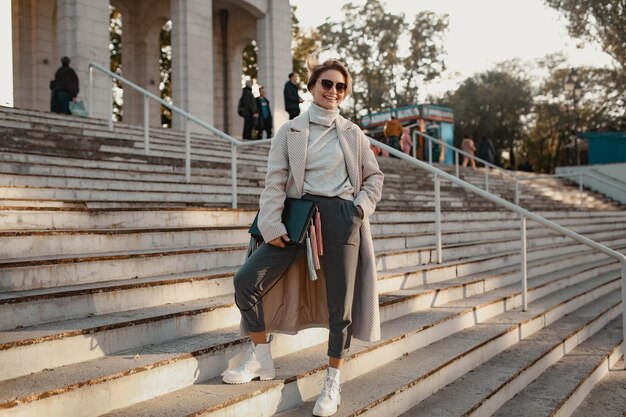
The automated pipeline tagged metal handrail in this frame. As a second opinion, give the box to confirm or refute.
[87,62,271,208]
[405,128,522,204]
[372,138,626,358]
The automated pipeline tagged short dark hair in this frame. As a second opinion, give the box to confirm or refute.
[61,56,71,66]
[288,72,296,79]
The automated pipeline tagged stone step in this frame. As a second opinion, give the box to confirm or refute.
[402,308,623,417]
[0,151,268,180]
[275,284,621,417]
[3,204,620,232]
[0,173,262,195]
[376,236,626,295]
[492,323,623,417]
[0,161,262,187]
[2,227,622,293]
[2,234,619,333]
[4,218,620,260]
[0,185,261,204]
[1,252,618,417]
[571,358,626,417]
[0,243,247,292]
[0,207,258,230]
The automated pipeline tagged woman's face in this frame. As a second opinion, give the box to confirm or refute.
[310,69,347,110]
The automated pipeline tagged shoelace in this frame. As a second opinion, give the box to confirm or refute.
[318,376,341,400]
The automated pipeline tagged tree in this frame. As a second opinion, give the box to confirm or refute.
[401,11,448,106]
[318,0,447,119]
[446,65,533,168]
[159,21,172,127]
[242,41,258,81]
[525,58,626,172]
[545,0,626,70]
[109,5,123,121]
[291,5,321,91]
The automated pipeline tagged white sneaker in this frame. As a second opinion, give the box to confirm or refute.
[312,368,341,416]
[222,342,275,384]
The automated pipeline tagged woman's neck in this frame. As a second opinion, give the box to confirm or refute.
[309,103,339,127]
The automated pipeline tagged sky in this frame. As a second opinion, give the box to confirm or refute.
[291,0,614,101]
[0,0,615,106]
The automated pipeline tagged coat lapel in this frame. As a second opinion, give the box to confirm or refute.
[336,116,361,191]
[286,114,310,196]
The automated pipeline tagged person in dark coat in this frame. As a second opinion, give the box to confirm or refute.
[50,56,79,114]
[239,79,258,139]
[283,72,303,120]
[255,86,273,138]
[477,136,496,165]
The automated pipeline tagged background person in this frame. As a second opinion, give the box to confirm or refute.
[50,56,79,115]
[383,116,403,156]
[222,53,384,417]
[461,134,477,167]
[239,79,259,139]
[255,86,273,139]
[284,72,304,120]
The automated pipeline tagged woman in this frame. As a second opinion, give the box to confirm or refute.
[222,53,384,417]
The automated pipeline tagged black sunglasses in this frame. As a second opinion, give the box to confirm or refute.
[320,79,347,94]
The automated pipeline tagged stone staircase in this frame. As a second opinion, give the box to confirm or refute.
[1,106,621,212]
[0,107,624,417]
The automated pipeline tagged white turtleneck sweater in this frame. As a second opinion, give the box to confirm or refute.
[302,103,355,200]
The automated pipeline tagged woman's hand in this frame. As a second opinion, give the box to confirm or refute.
[268,234,290,248]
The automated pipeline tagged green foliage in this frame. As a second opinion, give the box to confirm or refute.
[159,21,172,127]
[446,64,533,169]
[317,0,447,119]
[242,41,258,81]
[545,0,625,69]
[524,59,626,172]
[109,5,122,121]
[292,5,321,92]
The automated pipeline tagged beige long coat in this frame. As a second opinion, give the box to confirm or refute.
[256,111,384,342]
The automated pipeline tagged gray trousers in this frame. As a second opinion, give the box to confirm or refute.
[234,194,362,359]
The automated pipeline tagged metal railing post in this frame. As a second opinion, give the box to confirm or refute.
[412,133,417,159]
[485,167,490,193]
[515,176,520,206]
[108,77,113,132]
[88,66,93,118]
[231,144,238,208]
[185,117,191,183]
[521,215,528,311]
[455,151,459,178]
[621,260,626,369]
[579,174,584,210]
[143,96,150,154]
[428,138,433,165]
[435,174,442,264]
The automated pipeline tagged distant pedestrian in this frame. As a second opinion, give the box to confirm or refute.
[50,56,79,115]
[477,136,496,165]
[384,117,403,157]
[239,79,258,139]
[255,86,273,139]
[283,72,303,120]
[461,134,477,168]
[400,127,412,155]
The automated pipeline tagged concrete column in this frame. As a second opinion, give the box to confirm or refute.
[170,0,213,131]
[122,9,163,128]
[56,0,110,120]
[257,0,292,129]
[12,0,57,112]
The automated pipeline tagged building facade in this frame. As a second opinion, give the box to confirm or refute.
[11,0,292,134]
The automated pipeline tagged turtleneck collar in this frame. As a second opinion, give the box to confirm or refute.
[308,102,340,127]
